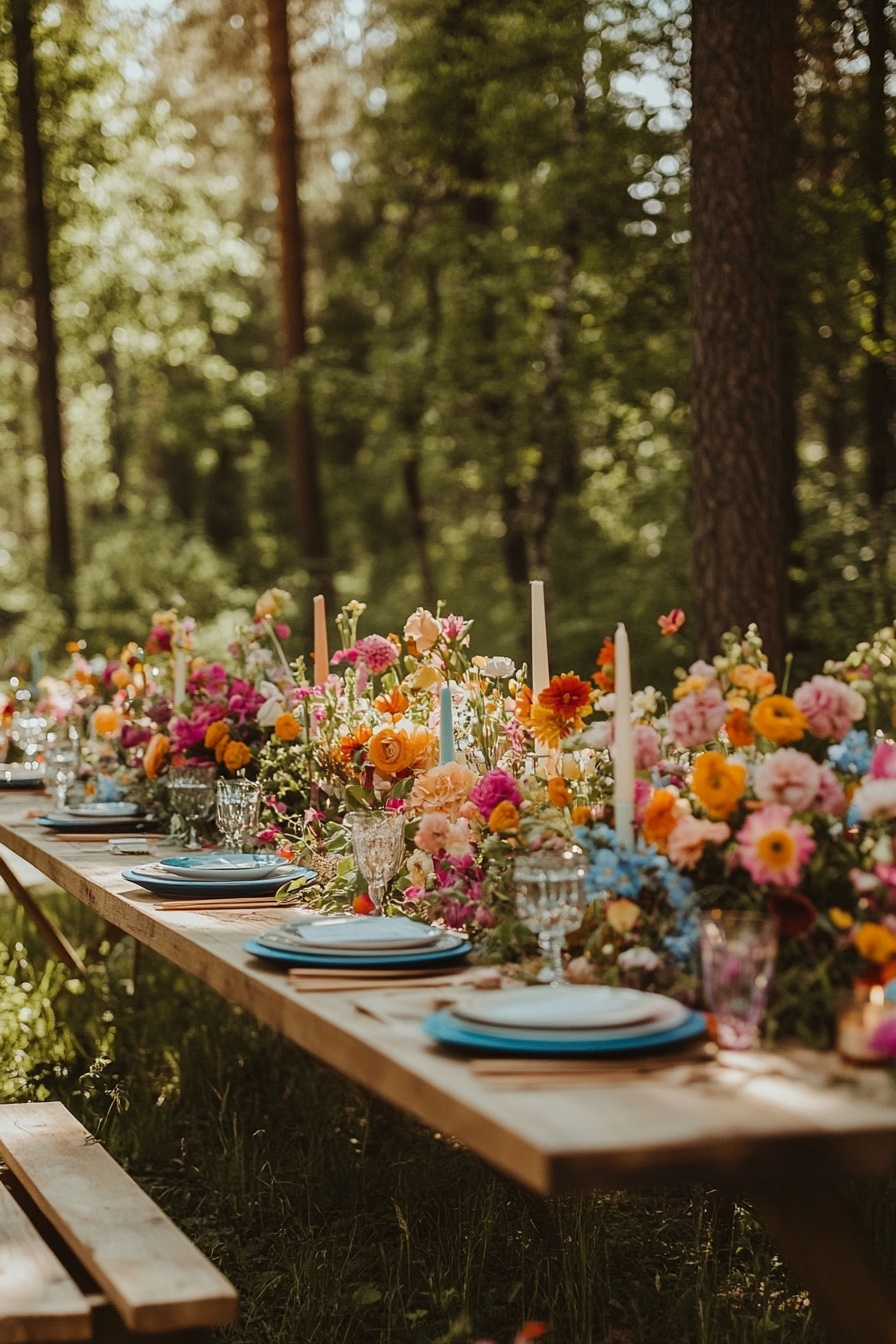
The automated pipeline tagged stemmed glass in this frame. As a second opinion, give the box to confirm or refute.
[215,779,261,851]
[345,810,407,912]
[43,729,81,811]
[513,846,588,986]
[168,764,216,850]
[699,910,779,1050]
[10,713,49,772]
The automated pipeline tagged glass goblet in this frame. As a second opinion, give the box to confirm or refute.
[168,764,216,849]
[345,810,407,912]
[10,713,49,772]
[512,846,588,986]
[42,730,81,811]
[699,910,779,1050]
[216,778,261,851]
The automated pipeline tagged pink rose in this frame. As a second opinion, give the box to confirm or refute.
[667,685,728,749]
[667,815,731,870]
[792,675,865,742]
[753,748,822,812]
[633,723,662,770]
[404,607,440,653]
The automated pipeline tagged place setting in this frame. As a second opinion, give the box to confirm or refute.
[244,913,472,976]
[122,851,317,900]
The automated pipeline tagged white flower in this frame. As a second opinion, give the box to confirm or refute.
[407,849,434,886]
[617,946,662,972]
[853,778,896,821]
[480,656,516,679]
[580,722,612,751]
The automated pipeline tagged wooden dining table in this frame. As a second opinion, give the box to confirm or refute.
[2,791,896,1344]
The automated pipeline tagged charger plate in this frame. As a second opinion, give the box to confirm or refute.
[421,1007,706,1057]
[244,933,471,971]
[159,853,294,882]
[0,765,45,788]
[65,802,141,818]
[123,864,315,898]
[38,814,158,834]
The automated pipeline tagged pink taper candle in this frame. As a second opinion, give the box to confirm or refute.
[313,594,329,686]
[613,622,635,848]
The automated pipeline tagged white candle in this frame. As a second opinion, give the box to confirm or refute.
[613,622,635,848]
[313,594,329,686]
[173,647,186,707]
[530,581,550,699]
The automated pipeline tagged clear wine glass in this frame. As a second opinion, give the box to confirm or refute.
[168,764,216,849]
[513,846,588,986]
[345,810,407,912]
[215,778,261,851]
[10,713,49,772]
[42,730,81,811]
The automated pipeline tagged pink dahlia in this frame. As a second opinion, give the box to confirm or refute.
[469,768,523,819]
[667,685,728,750]
[355,635,399,675]
[792,675,865,742]
[735,804,816,888]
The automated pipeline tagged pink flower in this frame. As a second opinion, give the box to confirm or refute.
[868,1015,896,1058]
[439,614,470,641]
[657,608,685,636]
[667,686,728,749]
[753,748,823,812]
[792,675,865,742]
[667,815,731,870]
[354,635,399,675]
[633,775,653,823]
[331,648,359,665]
[169,703,227,752]
[813,766,846,816]
[469,768,523,819]
[414,813,472,856]
[853,777,896,821]
[633,723,662,770]
[869,741,896,780]
[735,805,816,888]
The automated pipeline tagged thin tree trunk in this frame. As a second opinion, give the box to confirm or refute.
[264,0,331,604]
[690,0,785,674]
[11,0,75,618]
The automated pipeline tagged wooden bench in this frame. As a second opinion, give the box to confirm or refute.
[0,1102,238,1342]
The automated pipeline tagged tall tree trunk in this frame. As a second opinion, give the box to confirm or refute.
[770,0,799,557]
[11,0,75,620]
[690,0,785,673]
[264,0,331,606]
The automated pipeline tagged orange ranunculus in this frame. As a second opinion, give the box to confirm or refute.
[367,726,417,775]
[592,636,615,691]
[514,683,533,724]
[223,741,252,773]
[751,695,809,745]
[204,721,230,750]
[690,751,747,818]
[724,707,755,748]
[854,922,896,966]
[143,733,170,780]
[92,705,121,737]
[538,673,593,721]
[274,712,300,742]
[406,724,438,771]
[729,665,776,698]
[547,777,573,809]
[488,800,520,832]
[605,898,641,934]
[374,687,410,718]
[641,788,680,850]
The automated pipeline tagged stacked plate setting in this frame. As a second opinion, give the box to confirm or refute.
[422,985,706,1057]
[124,851,313,898]
[245,914,471,971]
[37,801,158,833]
[0,763,47,789]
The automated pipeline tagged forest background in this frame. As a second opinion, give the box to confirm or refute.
[0,0,894,691]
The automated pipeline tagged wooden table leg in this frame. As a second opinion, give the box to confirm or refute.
[748,1185,896,1344]
[0,852,86,975]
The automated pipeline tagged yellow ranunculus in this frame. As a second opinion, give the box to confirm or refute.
[367,727,416,775]
[690,752,747,818]
[854,922,896,965]
[751,695,809,745]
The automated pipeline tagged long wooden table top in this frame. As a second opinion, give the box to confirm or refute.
[3,794,896,1197]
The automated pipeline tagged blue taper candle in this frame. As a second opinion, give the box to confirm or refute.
[439,683,455,764]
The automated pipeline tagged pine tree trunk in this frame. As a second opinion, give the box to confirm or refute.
[264,0,331,603]
[690,0,785,673]
[11,0,75,618]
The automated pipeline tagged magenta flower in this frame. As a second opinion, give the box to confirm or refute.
[735,805,816,888]
[870,741,896,780]
[469,768,523,819]
[792,675,865,742]
[667,686,728,749]
[355,635,399,675]
[440,614,470,641]
[868,1014,896,1059]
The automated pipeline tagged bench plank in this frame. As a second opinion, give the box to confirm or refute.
[0,1105,237,1334]
[0,1180,91,1343]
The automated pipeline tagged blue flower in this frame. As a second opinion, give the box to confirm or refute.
[828,729,873,777]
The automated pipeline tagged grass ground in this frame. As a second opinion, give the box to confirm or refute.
[2,886,894,1343]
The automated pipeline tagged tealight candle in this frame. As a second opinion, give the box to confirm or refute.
[439,683,455,765]
[613,622,635,848]
[837,985,896,1065]
[313,594,329,686]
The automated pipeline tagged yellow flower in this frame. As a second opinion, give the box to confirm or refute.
[605,898,641,934]
[488,800,520,832]
[854,922,896,965]
[204,721,230,750]
[673,674,708,700]
[223,741,252,773]
[143,733,170,780]
[92,705,121,737]
[530,702,583,747]
[728,665,776,698]
[641,789,680,851]
[828,907,854,931]
[367,725,437,776]
[254,587,290,621]
[690,752,747,819]
[274,712,300,742]
[547,777,572,810]
[751,695,809,745]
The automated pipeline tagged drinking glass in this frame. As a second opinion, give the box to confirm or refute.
[513,846,588,986]
[43,729,81,811]
[699,910,779,1050]
[10,713,49,772]
[345,810,407,912]
[168,764,216,849]
[216,778,261,851]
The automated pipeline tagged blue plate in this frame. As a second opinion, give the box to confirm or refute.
[420,1007,707,1057]
[243,936,472,971]
[123,864,316,898]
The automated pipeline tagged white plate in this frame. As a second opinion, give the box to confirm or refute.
[446,995,689,1041]
[66,802,140,817]
[258,928,466,959]
[283,915,447,952]
[159,853,293,881]
[450,985,664,1032]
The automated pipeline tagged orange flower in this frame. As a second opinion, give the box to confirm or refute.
[690,751,747,818]
[855,922,896,965]
[657,608,685,636]
[204,721,230,750]
[214,732,232,762]
[143,733,170,780]
[547,777,572,809]
[367,725,436,775]
[374,688,409,718]
[514,683,533,725]
[592,636,615,691]
[571,805,593,827]
[530,703,580,747]
[222,741,252,773]
[339,724,373,761]
[488,800,520,832]
[110,667,131,690]
[724,707,755,748]
[274,712,300,742]
[538,673,593,721]
[92,705,121,737]
[641,788,679,850]
[605,898,641,933]
[729,665,776,698]
[751,695,809,745]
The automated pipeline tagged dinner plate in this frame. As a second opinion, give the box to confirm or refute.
[38,814,158,834]
[244,933,471,971]
[122,864,315,898]
[450,985,661,1032]
[421,1007,706,1057]
[159,853,294,882]
[282,915,445,952]
[258,926,463,959]
[443,997,690,1043]
[65,801,141,818]
[0,764,46,788]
